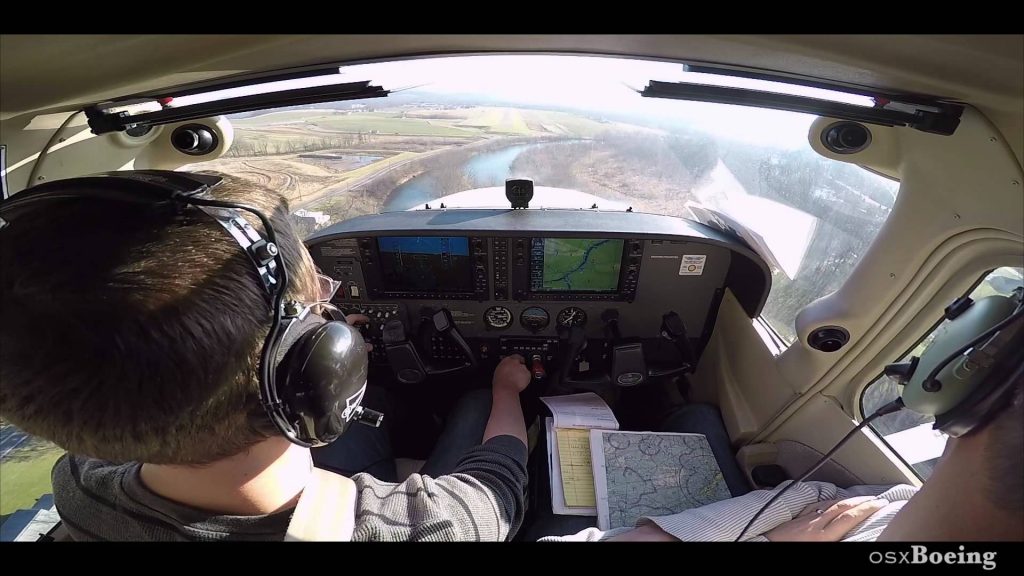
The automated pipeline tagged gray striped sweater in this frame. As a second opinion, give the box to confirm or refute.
[51,435,527,541]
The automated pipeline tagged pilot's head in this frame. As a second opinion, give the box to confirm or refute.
[0,173,321,465]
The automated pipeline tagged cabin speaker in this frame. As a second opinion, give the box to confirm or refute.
[171,124,219,156]
[808,325,850,352]
[821,122,871,154]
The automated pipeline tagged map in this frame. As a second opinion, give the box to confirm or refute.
[591,431,731,530]
[540,238,623,291]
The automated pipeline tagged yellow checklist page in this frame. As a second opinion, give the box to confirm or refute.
[555,428,596,507]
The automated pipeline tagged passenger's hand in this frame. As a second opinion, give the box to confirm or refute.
[763,496,888,541]
[492,354,531,395]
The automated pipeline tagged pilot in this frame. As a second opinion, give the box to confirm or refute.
[0,173,532,541]
[539,347,1023,541]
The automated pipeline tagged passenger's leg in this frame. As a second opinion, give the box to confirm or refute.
[659,404,749,496]
[418,388,494,477]
[311,386,398,482]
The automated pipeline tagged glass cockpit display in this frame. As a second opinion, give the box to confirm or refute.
[530,238,624,293]
[377,236,474,293]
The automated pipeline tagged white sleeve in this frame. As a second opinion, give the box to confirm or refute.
[537,482,917,542]
[642,481,844,541]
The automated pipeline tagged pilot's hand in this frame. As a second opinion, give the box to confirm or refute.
[344,313,370,326]
[493,354,531,395]
[763,496,887,542]
[344,314,373,351]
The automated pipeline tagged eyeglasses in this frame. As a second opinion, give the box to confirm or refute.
[315,271,343,303]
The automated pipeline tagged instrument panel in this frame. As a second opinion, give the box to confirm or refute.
[307,209,771,372]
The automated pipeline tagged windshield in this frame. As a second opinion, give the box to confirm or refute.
[187,55,900,342]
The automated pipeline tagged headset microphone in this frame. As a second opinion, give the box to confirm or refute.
[735,289,1023,541]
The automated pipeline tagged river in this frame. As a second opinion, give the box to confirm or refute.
[382,143,539,212]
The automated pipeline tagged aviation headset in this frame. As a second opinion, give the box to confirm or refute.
[734,287,1023,540]
[0,170,382,448]
[896,290,1023,437]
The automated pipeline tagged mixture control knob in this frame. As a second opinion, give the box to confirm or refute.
[531,355,546,380]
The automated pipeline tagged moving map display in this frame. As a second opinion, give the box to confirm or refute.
[530,238,623,293]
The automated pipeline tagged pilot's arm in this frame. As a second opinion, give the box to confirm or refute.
[350,355,532,541]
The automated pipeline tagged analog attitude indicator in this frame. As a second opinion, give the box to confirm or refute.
[556,306,588,328]
[484,306,513,329]
[520,306,550,333]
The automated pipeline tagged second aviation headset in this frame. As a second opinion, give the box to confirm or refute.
[0,170,383,448]
[896,290,1023,437]
[734,286,1023,540]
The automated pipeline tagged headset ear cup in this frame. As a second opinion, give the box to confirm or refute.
[903,296,1018,417]
[277,320,369,445]
[933,341,1024,437]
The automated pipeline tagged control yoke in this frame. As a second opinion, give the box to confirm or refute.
[558,323,610,392]
[652,311,697,377]
[558,310,696,391]
[382,308,478,384]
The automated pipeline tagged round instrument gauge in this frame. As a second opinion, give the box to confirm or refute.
[519,306,550,333]
[484,306,513,330]
[556,307,588,328]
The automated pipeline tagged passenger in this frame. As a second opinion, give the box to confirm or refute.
[0,173,531,541]
[537,366,1023,541]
